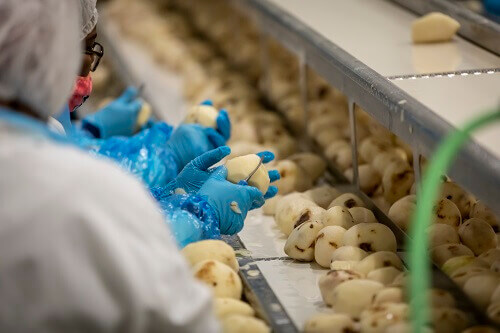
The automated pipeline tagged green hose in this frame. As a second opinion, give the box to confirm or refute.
[408,109,500,333]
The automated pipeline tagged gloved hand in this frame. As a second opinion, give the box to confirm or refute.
[166,124,226,172]
[169,148,280,198]
[81,86,143,139]
[198,166,265,235]
[200,100,231,141]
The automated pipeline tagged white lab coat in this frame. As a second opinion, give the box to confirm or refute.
[0,123,220,333]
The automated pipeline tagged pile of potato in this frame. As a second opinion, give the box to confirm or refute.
[181,240,270,333]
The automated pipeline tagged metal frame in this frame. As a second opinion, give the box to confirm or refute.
[243,0,500,218]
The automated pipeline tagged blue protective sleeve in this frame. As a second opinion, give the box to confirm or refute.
[70,122,179,188]
[153,193,221,248]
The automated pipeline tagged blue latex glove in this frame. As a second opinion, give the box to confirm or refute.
[158,193,220,248]
[81,86,143,139]
[166,124,226,172]
[198,166,265,235]
[200,100,231,141]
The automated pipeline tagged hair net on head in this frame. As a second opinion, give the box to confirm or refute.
[0,0,81,120]
[79,0,98,40]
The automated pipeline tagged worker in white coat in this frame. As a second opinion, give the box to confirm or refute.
[0,1,241,331]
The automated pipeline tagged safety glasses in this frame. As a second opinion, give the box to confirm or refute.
[85,41,104,72]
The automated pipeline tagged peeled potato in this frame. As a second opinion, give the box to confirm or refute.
[328,193,365,209]
[441,255,489,276]
[367,266,402,286]
[330,260,360,271]
[329,279,384,318]
[388,195,416,232]
[463,274,500,310]
[458,218,497,255]
[343,223,397,253]
[303,186,341,209]
[182,239,239,272]
[273,160,313,194]
[431,243,474,266]
[382,161,415,204]
[184,104,219,128]
[479,248,500,266]
[412,12,460,43]
[360,302,409,333]
[439,181,474,218]
[431,307,469,333]
[427,288,456,308]
[303,313,356,333]
[214,298,255,319]
[323,206,356,229]
[349,207,378,224]
[193,260,242,299]
[288,152,327,181]
[451,266,490,287]
[470,201,500,233]
[262,195,280,216]
[331,246,369,262]
[427,223,460,249]
[488,302,500,324]
[277,203,324,237]
[221,315,270,333]
[314,226,346,268]
[318,269,363,306]
[355,251,404,276]
[226,154,270,194]
[284,221,324,261]
[433,198,462,230]
[344,164,381,195]
[372,287,404,305]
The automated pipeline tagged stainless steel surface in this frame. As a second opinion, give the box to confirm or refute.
[267,0,500,76]
[389,0,500,55]
[393,72,500,159]
[244,0,500,217]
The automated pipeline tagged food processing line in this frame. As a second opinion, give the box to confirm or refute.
[99,0,499,330]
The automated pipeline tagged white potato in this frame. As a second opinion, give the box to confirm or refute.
[273,160,313,194]
[382,161,415,204]
[355,251,404,276]
[303,313,355,333]
[330,260,360,271]
[328,193,365,209]
[431,243,474,266]
[193,260,242,299]
[284,221,324,261]
[182,239,239,272]
[226,154,270,193]
[288,152,327,181]
[463,274,500,310]
[331,246,369,262]
[214,298,255,319]
[275,198,320,236]
[431,307,469,333]
[441,255,488,276]
[184,104,218,127]
[344,164,381,195]
[458,218,497,255]
[427,223,460,249]
[349,207,378,224]
[360,302,409,333]
[323,206,356,229]
[412,12,460,43]
[318,269,363,306]
[450,266,490,287]
[367,266,402,286]
[388,195,416,232]
[303,186,341,209]
[314,226,346,268]
[439,181,474,218]
[433,198,462,230]
[372,287,404,305]
[479,248,500,266]
[343,223,397,253]
[262,195,280,216]
[329,279,384,318]
[470,201,500,233]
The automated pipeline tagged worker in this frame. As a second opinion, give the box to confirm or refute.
[55,0,232,190]
[0,0,275,330]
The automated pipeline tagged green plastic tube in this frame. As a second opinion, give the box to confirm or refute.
[408,109,500,333]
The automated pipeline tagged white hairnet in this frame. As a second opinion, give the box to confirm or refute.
[79,0,99,39]
[0,0,81,119]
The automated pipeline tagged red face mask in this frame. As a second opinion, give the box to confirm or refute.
[68,75,93,112]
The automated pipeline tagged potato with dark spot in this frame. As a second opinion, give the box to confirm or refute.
[427,288,456,308]
[288,152,327,182]
[193,260,242,299]
[328,193,365,210]
[458,218,497,255]
[323,206,356,229]
[182,240,239,272]
[431,307,469,333]
[314,226,347,268]
[439,181,474,218]
[343,223,397,253]
[433,198,462,230]
[318,269,363,306]
[275,197,321,236]
[284,221,324,261]
[441,255,489,276]
[431,243,474,266]
[382,160,415,204]
[355,251,404,276]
